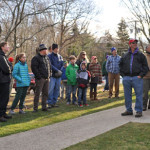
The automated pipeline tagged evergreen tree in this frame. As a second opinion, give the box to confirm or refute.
[117,18,129,48]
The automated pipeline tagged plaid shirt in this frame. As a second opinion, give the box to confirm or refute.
[106,55,120,74]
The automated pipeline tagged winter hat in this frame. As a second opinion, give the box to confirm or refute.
[129,39,138,45]
[8,57,14,62]
[39,44,47,51]
[52,43,58,50]
[111,47,116,52]
[91,56,97,60]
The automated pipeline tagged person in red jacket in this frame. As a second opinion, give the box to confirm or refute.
[89,56,102,100]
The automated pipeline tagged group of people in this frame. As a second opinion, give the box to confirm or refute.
[0,38,150,122]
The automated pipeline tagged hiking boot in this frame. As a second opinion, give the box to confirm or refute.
[135,112,142,117]
[19,110,26,114]
[42,108,48,111]
[78,104,83,107]
[0,117,7,122]
[121,111,133,116]
[90,92,94,100]
[3,114,12,119]
[9,110,16,115]
[94,92,98,100]
[115,96,119,99]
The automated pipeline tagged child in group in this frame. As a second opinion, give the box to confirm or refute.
[9,53,30,114]
[66,55,79,105]
[60,61,68,100]
[89,56,102,100]
[77,61,91,107]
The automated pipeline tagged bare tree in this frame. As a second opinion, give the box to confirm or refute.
[122,0,150,43]
[51,0,97,53]
[0,0,61,55]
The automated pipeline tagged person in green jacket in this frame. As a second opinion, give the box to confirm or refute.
[66,55,79,105]
[102,55,109,92]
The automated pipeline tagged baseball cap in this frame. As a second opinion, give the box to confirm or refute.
[129,39,138,45]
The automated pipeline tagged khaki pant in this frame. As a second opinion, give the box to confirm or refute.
[33,78,49,110]
[108,73,120,97]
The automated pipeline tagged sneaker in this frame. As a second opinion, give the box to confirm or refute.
[84,104,89,106]
[9,110,16,115]
[78,104,83,107]
[19,110,26,114]
[3,114,12,119]
[135,112,142,117]
[121,111,133,116]
[67,102,70,105]
[0,117,7,122]
[72,102,77,105]
[47,104,52,109]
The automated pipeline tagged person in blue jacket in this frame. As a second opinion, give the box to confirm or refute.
[60,61,68,100]
[9,53,30,114]
[47,44,63,108]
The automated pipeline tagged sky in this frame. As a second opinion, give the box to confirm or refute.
[89,0,132,38]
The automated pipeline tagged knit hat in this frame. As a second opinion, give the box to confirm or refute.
[63,61,68,65]
[111,47,116,52]
[8,57,14,62]
[91,56,97,60]
[129,39,138,45]
[39,44,47,51]
[52,43,58,50]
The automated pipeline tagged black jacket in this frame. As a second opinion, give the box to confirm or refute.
[31,54,51,79]
[77,69,90,88]
[0,49,12,83]
[119,48,148,78]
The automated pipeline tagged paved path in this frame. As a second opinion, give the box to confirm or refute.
[0,105,150,150]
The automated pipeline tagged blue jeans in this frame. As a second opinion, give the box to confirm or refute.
[104,75,109,90]
[78,88,87,105]
[123,76,143,112]
[67,85,77,103]
[47,77,61,105]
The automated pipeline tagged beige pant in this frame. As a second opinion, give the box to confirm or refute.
[108,73,120,97]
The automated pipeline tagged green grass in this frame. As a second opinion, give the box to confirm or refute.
[64,122,150,150]
[0,85,135,137]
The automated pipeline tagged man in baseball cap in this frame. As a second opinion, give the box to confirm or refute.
[120,39,148,117]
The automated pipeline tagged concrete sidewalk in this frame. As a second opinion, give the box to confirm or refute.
[0,105,150,150]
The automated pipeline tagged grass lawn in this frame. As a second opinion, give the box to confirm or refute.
[64,122,150,150]
[0,84,134,137]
